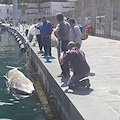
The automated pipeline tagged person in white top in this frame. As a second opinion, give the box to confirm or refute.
[35,18,43,54]
[68,18,82,49]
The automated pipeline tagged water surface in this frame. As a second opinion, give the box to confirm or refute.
[0,29,46,120]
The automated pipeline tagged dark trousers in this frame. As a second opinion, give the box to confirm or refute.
[36,34,42,51]
[42,36,51,56]
[57,40,69,75]
[68,71,90,88]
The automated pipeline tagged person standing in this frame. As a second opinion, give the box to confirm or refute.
[35,18,43,54]
[68,18,82,48]
[60,41,90,89]
[54,13,70,77]
[41,16,53,57]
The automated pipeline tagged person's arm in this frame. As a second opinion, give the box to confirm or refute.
[35,23,40,29]
[49,23,53,35]
[73,26,82,48]
[54,27,62,40]
[35,26,39,29]
[60,51,65,63]
[75,26,82,41]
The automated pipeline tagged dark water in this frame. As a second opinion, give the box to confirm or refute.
[0,29,46,120]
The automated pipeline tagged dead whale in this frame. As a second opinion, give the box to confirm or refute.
[3,68,35,95]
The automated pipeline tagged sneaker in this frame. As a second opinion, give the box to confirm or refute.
[57,73,63,77]
[37,51,40,54]
[63,73,70,78]
[40,50,44,53]
[37,51,44,54]
[57,72,70,78]
[41,53,47,57]
[84,79,91,89]
[69,84,76,90]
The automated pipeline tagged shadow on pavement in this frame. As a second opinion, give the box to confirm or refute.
[61,76,94,95]
[64,88,94,95]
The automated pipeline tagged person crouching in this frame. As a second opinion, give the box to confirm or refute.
[60,41,91,89]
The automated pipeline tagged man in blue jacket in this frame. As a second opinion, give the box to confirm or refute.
[41,16,53,57]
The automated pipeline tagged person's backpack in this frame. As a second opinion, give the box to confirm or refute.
[80,25,88,40]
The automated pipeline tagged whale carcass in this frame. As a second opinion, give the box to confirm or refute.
[4,68,35,95]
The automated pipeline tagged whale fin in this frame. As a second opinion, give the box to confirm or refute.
[6,65,22,69]
[3,75,10,82]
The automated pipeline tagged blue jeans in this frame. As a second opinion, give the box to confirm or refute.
[42,37,51,56]
[57,40,69,61]
[57,40,69,75]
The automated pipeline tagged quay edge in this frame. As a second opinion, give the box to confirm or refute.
[1,24,84,120]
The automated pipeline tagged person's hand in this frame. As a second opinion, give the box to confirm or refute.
[60,52,65,62]
[76,43,81,49]
[58,36,62,40]
[49,35,51,39]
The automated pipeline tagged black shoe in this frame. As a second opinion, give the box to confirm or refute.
[63,73,70,78]
[57,72,70,78]
[37,50,44,54]
[41,53,45,56]
[49,53,52,56]
[83,79,91,89]
[57,73,63,77]
[69,84,76,90]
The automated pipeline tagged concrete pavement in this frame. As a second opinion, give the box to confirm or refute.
[79,36,120,120]
[29,35,120,120]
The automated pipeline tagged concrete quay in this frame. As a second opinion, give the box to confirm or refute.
[28,35,120,120]
[4,24,120,120]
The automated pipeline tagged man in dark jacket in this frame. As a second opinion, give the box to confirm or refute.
[54,13,70,77]
[41,16,52,57]
[60,41,91,89]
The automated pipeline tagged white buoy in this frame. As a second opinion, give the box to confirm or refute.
[20,44,25,49]
[20,44,25,51]
[14,33,17,36]
[12,32,14,34]
[18,40,22,45]
[15,35,19,39]
[17,38,21,42]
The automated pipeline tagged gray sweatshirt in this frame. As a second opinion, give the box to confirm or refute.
[69,24,82,44]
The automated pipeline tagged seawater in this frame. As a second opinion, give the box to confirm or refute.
[0,29,46,120]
